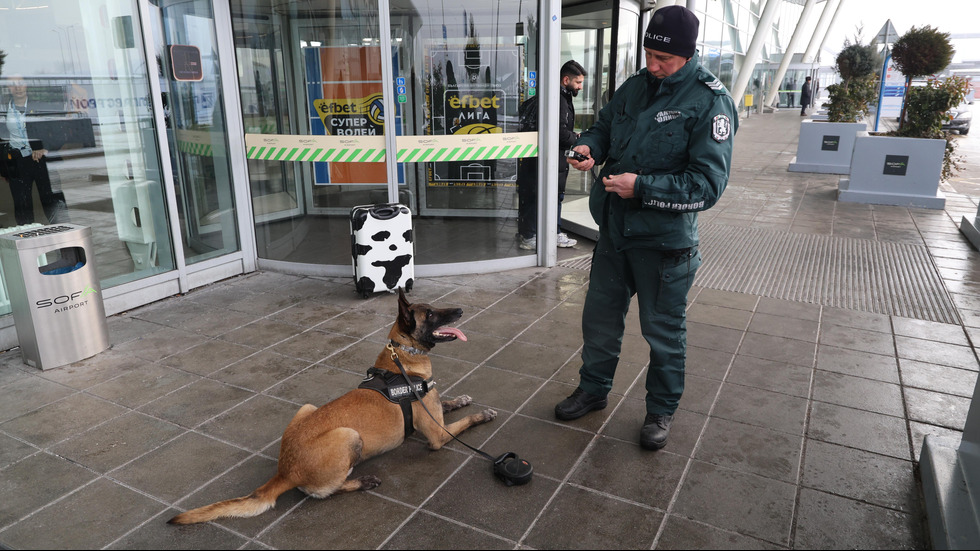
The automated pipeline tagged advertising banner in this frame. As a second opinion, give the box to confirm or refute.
[424,40,522,188]
[876,51,906,132]
[304,46,386,185]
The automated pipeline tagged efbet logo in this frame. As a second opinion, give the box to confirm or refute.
[35,286,98,311]
[314,94,385,135]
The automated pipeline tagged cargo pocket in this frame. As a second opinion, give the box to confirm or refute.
[655,248,702,315]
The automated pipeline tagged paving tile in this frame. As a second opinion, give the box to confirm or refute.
[891,317,970,346]
[353,438,470,507]
[482,414,595,480]
[815,345,899,383]
[687,322,745,353]
[685,345,735,381]
[553,357,644,397]
[106,315,166,346]
[0,433,35,470]
[172,455,304,537]
[802,440,918,512]
[793,488,926,549]
[218,318,306,349]
[50,412,183,473]
[687,303,753,331]
[524,484,662,549]
[424,459,560,541]
[156,339,258,376]
[198,395,300,452]
[0,375,75,423]
[672,460,795,546]
[491,293,561,317]
[807,401,911,460]
[171,307,260,338]
[35,349,142,390]
[904,387,971,431]
[657,515,782,549]
[894,335,978,370]
[461,308,539,340]
[820,307,891,333]
[910,421,963,461]
[569,436,687,509]
[486,339,578,380]
[447,365,543,414]
[0,478,165,549]
[268,299,348,328]
[726,354,811,398]
[0,452,97,526]
[811,370,905,417]
[112,326,210,362]
[111,431,252,504]
[738,332,816,367]
[88,363,201,409]
[381,510,514,549]
[108,508,248,549]
[695,417,802,483]
[517,317,583,352]
[747,312,819,342]
[270,330,359,363]
[1,392,128,448]
[691,288,759,311]
[818,323,895,356]
[209,350,312,393]
[265,364,363,406]
[138,378,255,428]
[711,382,808,435]
[900,358,978,397]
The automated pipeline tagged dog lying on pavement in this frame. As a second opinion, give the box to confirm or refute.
[169,289,495,525]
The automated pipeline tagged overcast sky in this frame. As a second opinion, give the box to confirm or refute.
[822,0,980,62]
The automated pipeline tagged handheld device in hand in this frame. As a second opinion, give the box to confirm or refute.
[565,150,588,162]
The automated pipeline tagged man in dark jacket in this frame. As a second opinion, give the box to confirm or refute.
[801,76,812,116]
[516,60,585,250]
[557,5,737,450]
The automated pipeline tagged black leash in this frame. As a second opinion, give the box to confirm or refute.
[385,342,533,486]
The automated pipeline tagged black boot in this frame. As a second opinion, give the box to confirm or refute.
[555,388,607,421]
[640,413,673,450]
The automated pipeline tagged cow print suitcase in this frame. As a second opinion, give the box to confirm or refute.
[350,203,415,298]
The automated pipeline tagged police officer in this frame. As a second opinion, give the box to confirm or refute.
[556,5,737,450]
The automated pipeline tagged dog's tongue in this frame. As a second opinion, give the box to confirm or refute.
[438,327,467,341]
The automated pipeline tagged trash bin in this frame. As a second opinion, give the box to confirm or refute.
[0,224,109,370]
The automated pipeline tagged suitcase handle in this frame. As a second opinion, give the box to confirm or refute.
[371,204,405,221]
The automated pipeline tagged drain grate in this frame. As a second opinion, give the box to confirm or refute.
[557,223,959,324]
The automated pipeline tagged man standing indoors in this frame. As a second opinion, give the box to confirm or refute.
[517,60,586,250]
[556,5,737,451]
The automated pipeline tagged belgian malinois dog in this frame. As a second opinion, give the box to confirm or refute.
[169,289,495,525]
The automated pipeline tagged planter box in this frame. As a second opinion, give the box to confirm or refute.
[837,133,946,209]
[960,206,980,249]
[788,120,866,174]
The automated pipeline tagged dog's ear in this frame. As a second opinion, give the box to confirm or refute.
[397,288,415,331]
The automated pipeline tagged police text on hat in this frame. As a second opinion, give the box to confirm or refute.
[643,5,699,58]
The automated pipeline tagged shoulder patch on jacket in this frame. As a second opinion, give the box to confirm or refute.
[711,114,732,142]
[700,75,728,95]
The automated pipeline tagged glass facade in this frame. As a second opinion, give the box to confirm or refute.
[0,0,812,348]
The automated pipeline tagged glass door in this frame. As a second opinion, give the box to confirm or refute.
[149,0,240,265]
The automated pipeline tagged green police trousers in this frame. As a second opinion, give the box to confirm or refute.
[578,231,702,415]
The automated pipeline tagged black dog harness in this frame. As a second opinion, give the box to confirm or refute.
[358,366,434,437]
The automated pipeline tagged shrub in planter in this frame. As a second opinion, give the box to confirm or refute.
[826,41,880,123]
[888,26,965,179]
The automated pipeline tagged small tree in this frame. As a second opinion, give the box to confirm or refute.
[890,25,955,131]
[826,41,880,123]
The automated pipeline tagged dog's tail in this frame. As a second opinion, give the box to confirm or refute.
[168,474,295,525]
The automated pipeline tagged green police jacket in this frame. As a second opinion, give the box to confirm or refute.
[577,53,737,250]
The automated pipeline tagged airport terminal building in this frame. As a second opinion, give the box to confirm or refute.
[0,0,843,348]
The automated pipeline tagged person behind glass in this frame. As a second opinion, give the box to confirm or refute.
[557,5,737,450]
[800,76,812,116]
[516,60,585,250]
[2,75,67,225]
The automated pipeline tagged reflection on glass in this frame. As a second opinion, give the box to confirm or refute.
[151,0,240,265]
[233,0,541,267]
[0,1,176,318]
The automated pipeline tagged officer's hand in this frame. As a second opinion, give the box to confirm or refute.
[602,172,637,199]
[31,149,47,162]
[567,145,594,171]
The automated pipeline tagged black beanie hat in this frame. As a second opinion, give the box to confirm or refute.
[643,5,699,58]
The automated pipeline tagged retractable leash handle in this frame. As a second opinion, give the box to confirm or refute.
[387,344,533,486]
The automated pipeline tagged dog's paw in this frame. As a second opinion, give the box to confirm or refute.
[481,409,497,423]
[358,475,382,491]
[442,395,472,413]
